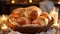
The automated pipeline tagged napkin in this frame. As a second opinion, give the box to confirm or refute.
[36,28,56,34]
[8,31,22,34]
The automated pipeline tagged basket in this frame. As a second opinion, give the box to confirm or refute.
[14,19,54,33]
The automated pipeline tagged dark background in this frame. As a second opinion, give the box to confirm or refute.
[0,0,60,15]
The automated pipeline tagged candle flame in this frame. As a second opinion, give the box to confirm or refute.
[12,0,15,4]
[58,1,60,4]
[1,24,8,30]
[1,15,8,21]
[29,0,32,3]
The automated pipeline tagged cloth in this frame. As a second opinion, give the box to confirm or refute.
[8,31,22,34]
[36,28,56,34]
[39,0,54,13]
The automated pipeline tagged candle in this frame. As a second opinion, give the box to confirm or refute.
[0,15,8,31]
[50,7,58,25]
[1,24,8,31]
[0,15,9,34]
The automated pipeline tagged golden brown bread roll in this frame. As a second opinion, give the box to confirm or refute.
[9,8,25,18]
[25,6,42,19]
[8,17,31,30]
[32,16,48,27]
[8,22,16,31]
[16,17,31,26]
[40,12,52,22]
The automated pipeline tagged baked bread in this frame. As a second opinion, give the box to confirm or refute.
[16,17,31,26]
[8,17,31,30]
[40,12,52,22]
[25,6,42,19]
[9,8,25,18]
[32,16,48,27]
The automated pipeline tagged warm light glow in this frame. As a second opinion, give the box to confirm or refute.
[29,0,32,3]
[50,7,59,27]
[38,10,42,17]
[11,0,15,4]
[9,19,15,25]
[45,18,48,26]
[53,23,59,27]
[0,21,1,24]
[58,2,60,4]
[1,15,8,21]
[1,24,8,30]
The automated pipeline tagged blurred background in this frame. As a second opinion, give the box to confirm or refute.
[0,0,60,15]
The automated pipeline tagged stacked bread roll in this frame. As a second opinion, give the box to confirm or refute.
[8,6,53,31]
[9,8,25,18]
[25,6,42,19]
[32,12,52,27]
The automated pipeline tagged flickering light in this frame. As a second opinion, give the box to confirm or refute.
[50,7,59,28]
[58,1,60,4]
[1,24,8,31]
[11,0,15,4]
[53,23,59,27]
[29,0,32,3]
[1,15,8,21]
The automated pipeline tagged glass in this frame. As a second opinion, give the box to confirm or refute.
[50,7,59,25]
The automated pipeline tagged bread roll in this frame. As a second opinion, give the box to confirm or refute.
[9,8,25,18]
[25,6,42,19]
[32,16,48,27]
[8,17,31,30]
[40,12,52,22]
[16,17,31,26]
